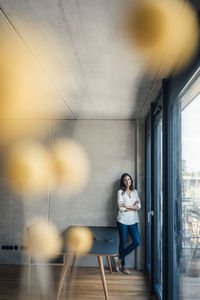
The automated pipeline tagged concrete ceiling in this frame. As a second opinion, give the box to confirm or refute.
[0,0,161,120]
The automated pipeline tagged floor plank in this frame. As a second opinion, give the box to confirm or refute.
[0,265,153,300]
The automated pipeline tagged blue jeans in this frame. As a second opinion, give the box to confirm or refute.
[117,221,140,266]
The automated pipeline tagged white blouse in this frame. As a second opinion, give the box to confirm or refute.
[117,189,141,225]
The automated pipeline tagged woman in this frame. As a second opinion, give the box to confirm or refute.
[114,173,141,274]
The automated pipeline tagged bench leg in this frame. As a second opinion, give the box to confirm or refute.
[56,254,70,300]
[106,256,112,274]
[28,255,31,294]
[97,256,109,300]
[71,255,77,274]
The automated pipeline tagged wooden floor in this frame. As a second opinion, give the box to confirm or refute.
[0,265,153,300]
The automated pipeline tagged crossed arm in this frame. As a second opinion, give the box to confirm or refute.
[120,201,139,211]
[117,190,141,212]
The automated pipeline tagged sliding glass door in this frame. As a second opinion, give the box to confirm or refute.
[153,98,163,299]
[169,71,200,299]
[145,116,151,275]
[167,69,200,299]
[145,64,200,299]
[180,93,200,298]
[145,95,163,299]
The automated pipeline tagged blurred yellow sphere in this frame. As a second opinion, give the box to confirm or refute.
[24,218,62,259]
[5,141,52,194]
[52,139,90,193]
[0,31,70,144]
[127,0,199,75]
[65,226,93,254]
[0,41,48,144]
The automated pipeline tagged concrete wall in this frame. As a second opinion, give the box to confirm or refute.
[0,120,51,264]
[0,120,145,269]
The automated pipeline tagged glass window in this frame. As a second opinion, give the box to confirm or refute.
[181,92,200,299]
[169,70,200,299]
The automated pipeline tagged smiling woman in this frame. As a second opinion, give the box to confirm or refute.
[114,173,141,275]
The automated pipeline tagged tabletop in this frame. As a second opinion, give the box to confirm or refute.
[62,226,119,256]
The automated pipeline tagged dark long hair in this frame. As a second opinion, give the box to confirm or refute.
[120,173,134,192]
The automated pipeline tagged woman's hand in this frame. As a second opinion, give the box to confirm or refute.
[120,202,126,207]
[132,205,139,210]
